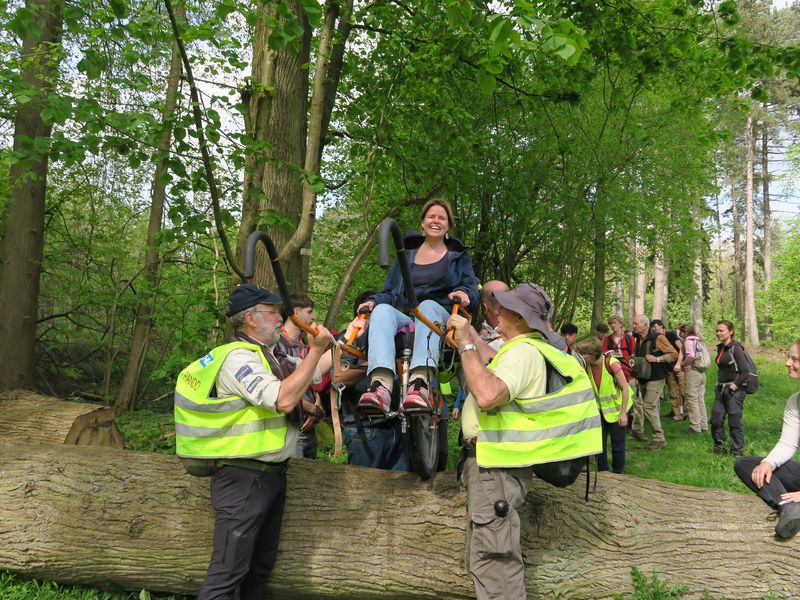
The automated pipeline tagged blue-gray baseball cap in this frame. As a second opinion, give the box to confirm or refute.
[226,284,282,316]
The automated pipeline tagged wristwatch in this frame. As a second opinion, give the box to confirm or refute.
[458,342,477,355]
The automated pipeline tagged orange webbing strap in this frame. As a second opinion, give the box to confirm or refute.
[329,343,344,457]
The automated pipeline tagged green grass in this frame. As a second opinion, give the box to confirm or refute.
[0,572,186,599]
[623,353,796,495]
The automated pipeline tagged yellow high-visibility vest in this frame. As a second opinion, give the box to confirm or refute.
[477,335,602,468]
[588,355,634,423]
[174,342,288,459]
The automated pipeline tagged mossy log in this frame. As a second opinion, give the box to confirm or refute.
[0,390,123,447]
[0,438,798,599]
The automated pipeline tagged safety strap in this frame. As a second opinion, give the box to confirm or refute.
[329,344,344,457]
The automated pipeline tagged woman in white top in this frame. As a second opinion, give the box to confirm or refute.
[733,338,800,539]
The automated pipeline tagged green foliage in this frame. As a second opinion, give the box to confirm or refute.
[116,408,176,455]
[613,567,687,599]
[611,566,792,600]
[624,352,797,492]
[0,571,188,599]
[764,220,800,346]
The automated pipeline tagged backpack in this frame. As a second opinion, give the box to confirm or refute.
[693,339,711,371]
[533,352,596,494]
[605,333,634,357]
[731,342,759,394]
[629,356,652,380]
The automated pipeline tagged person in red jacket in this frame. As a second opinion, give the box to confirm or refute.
[603,315,636,384]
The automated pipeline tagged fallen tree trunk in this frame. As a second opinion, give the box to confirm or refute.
[0,390,123,447]
[1,439,798,599]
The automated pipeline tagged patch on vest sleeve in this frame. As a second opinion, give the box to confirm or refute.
[246,376,263,393]
[199,353,215,367]
[235,365,253,382]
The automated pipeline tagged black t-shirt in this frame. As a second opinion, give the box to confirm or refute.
[411,254,449,290]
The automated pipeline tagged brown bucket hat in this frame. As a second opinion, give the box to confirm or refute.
[493,283,551,335]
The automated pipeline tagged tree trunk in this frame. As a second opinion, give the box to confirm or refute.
[634,239,646,317]
[744,112,759,348]
[628,239,636,326]
[612,281,624,318]
[731,182,744,324]
[590,212,606,332]
[691,253,704,335]
[234,2,311,293]
[236,0,353,295]
[0,391,123,447]
[281,0,353,262]
[715,193,725,320]
[762,121,773,341]
[115,5,184,412]
[2,440,800,599]
[0,0,64,391]
[652,252,667,321]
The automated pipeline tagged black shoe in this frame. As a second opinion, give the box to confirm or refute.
[731,450,744,457]
[776,502,800,539]
[713,446,725,454]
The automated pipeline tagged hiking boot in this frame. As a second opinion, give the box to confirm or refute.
[631,431,647,441]
[646,440,667,450]
[358,381,391,416]
[775,502,800,539]
[402,378,431,413]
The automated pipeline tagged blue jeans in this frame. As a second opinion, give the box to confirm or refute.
[367,300,451,376]
[343,423,409,471]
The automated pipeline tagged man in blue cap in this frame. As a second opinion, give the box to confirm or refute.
[178,284,333,600]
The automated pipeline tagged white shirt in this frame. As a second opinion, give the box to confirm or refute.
[765,392,800,469]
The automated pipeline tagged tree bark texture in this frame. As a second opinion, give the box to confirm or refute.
[652,252,667,322]
[731,182,744,324]
[0,0,63,391]
[633,239,646,317]
[0,391,123,447]
[762,122,773,341]
[590,212,606,332]
[256,5,311,293]
[744,112,760,348]
[115,4,185,412]
[2,439,800,599]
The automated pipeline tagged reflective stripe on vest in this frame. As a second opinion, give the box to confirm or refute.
[589,356,633,423]
[477,335,603,468]
[174,341,288,459]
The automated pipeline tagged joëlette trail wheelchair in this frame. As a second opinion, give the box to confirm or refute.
[350,217,469,479]
[243,224,467,479]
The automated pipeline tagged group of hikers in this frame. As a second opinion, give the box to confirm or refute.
[173,197,800,600]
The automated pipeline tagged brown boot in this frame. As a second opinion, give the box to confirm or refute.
[646,440,667,450]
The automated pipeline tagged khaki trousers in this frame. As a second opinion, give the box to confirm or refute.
[632,379,666,443]
[683,369,708,432]
[666,370,685,417]
[461,456,531,600]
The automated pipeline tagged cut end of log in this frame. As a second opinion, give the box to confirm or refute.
[0,390,125,448]
[64,407,125,448]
